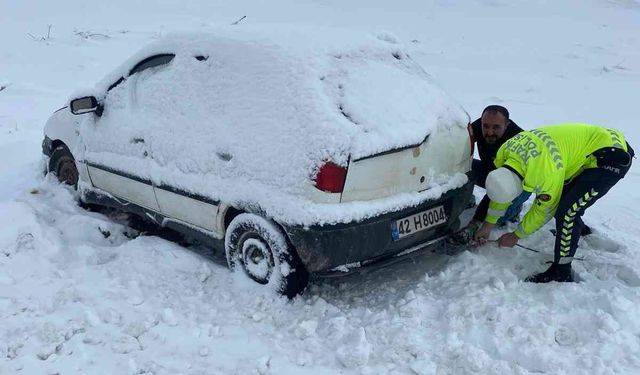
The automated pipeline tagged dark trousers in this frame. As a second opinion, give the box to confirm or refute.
[554,144,634,264]
[472,159,491,222]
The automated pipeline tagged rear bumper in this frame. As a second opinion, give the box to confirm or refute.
[283,176,473,275]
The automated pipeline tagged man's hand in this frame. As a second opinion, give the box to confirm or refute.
[474,222,495,244]
[497,232,519,248]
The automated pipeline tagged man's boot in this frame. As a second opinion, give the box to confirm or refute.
[525,263,574,283]
[550,224,592,237]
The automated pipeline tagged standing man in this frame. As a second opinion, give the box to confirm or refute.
[474,123,634,282]
[452,105,527,243]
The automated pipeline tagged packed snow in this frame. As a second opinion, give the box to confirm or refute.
[1,0,640,374]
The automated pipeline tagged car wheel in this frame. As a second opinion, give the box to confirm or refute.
[224,213,309,298]
[49,145,79,186]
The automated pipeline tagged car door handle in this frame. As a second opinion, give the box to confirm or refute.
[131,138,145,144]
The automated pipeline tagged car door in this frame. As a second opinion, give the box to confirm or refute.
[83,54,175,212]
[126,54,221,235]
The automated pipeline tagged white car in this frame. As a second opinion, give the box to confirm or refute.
[42,27,473,297]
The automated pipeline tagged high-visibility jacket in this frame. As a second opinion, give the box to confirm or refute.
[486,123,628,238]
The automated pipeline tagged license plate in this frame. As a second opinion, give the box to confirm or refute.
[391,205,447,241]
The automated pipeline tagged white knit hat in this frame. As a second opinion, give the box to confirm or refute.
[486,167,523,203]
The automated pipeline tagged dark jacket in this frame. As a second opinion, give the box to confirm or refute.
[471,118,523,172]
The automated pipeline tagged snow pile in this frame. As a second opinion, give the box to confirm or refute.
[1,0,640,374]
[2,183,639,373]
[336,327,372,368]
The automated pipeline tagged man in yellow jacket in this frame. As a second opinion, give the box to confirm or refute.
[474,123,634,282]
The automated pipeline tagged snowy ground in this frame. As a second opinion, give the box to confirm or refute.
[1,0,640,374]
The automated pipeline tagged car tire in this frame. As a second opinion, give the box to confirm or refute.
[224,213,309,298]
[49,145,79,187]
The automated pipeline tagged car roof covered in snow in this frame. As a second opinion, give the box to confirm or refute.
[92,26,469,161]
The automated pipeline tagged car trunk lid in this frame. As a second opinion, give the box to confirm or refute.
[340,124,471,202]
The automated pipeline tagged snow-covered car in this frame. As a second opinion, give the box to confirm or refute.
[41,27,474,297]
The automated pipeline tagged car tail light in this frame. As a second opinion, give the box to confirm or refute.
[467,122,475,157]
[314,162,347,193]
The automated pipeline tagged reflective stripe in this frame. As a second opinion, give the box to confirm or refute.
[560,203,576,255]
[558,257,574,264]
[531,130,564,170]
[487,208,506,217]
[515,224,525,236]
[608,129,625,149]
[557,187,601,261]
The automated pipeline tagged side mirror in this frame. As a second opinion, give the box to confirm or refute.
[70,96,102,116]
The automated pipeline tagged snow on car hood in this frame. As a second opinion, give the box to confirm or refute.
[76,26,469,225]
